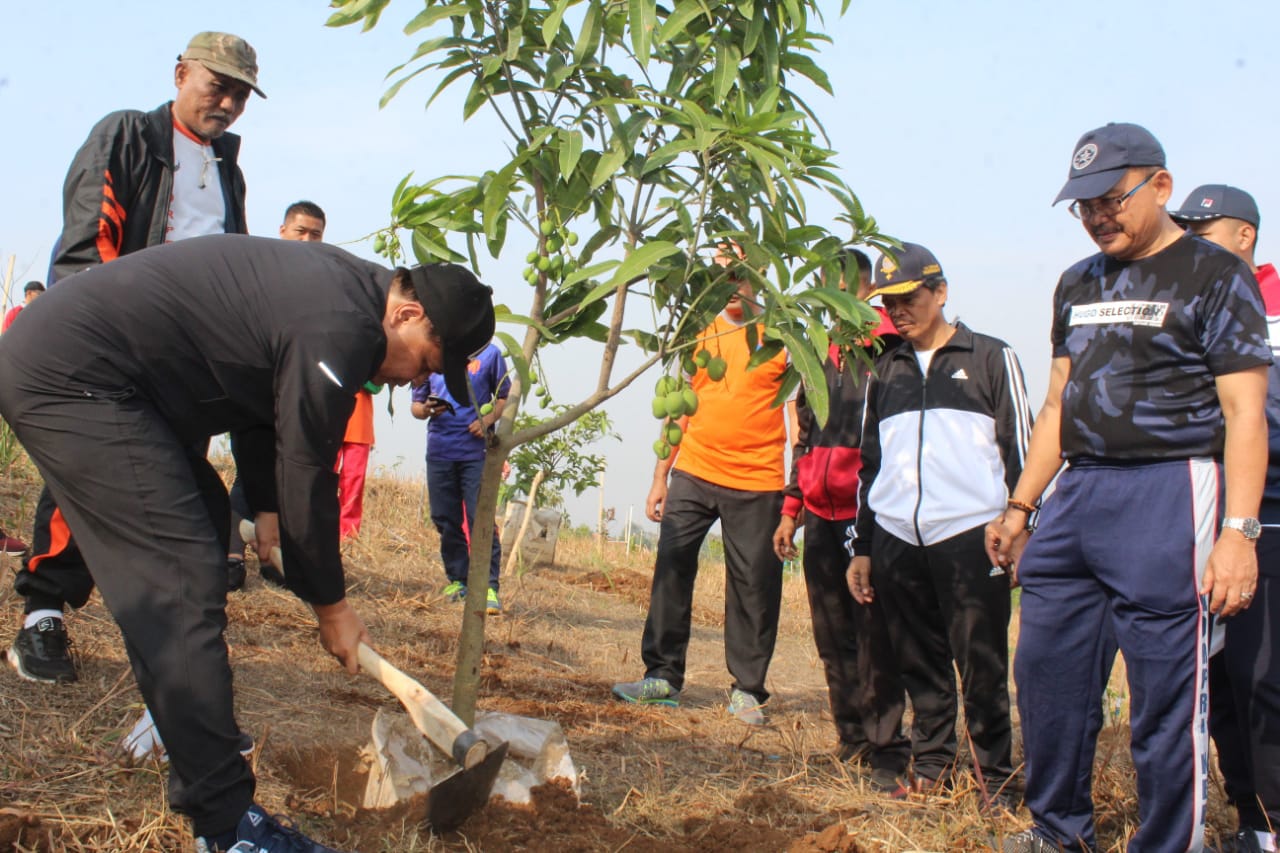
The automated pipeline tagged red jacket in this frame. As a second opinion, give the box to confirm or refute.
[782,309,898,521]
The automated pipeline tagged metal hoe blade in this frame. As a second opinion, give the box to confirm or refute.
[425,740,510,831]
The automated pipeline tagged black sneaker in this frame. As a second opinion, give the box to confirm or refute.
[197,804,348,852]
[6,617,77,683]
[227,558,247,592]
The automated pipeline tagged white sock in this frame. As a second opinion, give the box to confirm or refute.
[1257,830,1277,853]
[24,610,63,629]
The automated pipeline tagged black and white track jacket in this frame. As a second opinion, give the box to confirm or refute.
[852,322,1033,554]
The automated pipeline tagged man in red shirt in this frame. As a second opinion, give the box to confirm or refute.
[2,281,45,333]
[1171,184,1278,853]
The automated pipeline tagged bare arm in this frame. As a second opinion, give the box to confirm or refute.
[1203,366,1268,616]
[985,356,1070,570]
[645,415,688,522]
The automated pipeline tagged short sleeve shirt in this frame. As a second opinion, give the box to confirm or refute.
[411,342,511,462]
[1051,233,1271,459]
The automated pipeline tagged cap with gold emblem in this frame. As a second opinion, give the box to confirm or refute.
[867,242,945,300]
[179,32,266,99]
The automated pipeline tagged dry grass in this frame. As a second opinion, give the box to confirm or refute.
[0,453,1243,851]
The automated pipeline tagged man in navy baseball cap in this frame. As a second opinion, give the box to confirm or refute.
[1171,185,1262,261]
[1052,122,1166,205]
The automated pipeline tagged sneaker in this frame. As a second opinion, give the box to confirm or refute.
[0,533,27,556]
[196,803,348,852]
[1001,829,1064,852]
[727,688,766,726]
[6,617,77,683]
[442,581,467,602]
[1217,830,1272,853]
[227,557,247,592]
[486,588,502,615]
[612,676,679,706]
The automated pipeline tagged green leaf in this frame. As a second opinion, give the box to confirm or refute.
[558,128,584,179]
[655,2,709,46]
[404,4,470,35]
[482,163,517,240]
[608,240,681,288]
[589,144,629,190]
[542,0,572,46]
[712,41,741,102]
[629,0,657,66]
[562,260,620,289]
[492,329,532,390]
[573,1,601,65]
[779,326,828,425]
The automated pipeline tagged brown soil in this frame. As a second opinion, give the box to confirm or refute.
[0,460,1243,852]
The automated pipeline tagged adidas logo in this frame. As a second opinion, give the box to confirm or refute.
[951,368,969,380]
[989,566,1006,577]
[246,809,263,827]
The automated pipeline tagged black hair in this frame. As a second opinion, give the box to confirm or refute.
[23,281,45,293]
[283,200,326,224]
[838,248,872,277]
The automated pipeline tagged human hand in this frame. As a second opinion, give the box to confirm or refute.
[772,516,797,561]
[312,599,371,675]
[1202,531,1259,617]
[985,511,1027,570]
[249,512,280,568]
[846,556,873,604]
[645,479,668,522]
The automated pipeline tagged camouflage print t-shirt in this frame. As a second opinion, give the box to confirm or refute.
[1052,232,1271,460]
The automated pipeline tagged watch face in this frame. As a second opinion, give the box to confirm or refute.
[1226,517,1263,539]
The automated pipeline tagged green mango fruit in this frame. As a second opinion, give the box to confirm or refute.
[651,397,667,419]
[681,387,699,416]
[652,439,671,460]
[706,356,728,381]
[664,391,686,419]
[694,350,710,368]
[666,422,683,446]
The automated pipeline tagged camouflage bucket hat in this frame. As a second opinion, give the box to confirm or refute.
[179,32,266,98]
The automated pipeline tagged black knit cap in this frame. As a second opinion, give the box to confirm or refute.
[405,263,496,403]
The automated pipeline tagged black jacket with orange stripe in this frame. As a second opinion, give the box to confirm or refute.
[782,309,900,522]
[52,102,247,282]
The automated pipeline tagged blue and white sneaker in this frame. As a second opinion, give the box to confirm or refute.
[196,804,346,852]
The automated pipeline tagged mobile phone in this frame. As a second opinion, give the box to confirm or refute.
[425,394,455,415]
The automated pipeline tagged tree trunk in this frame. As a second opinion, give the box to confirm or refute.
[451,447,509,724]
[504,469,546,577]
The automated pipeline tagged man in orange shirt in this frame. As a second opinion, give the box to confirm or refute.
[613,245,789,725]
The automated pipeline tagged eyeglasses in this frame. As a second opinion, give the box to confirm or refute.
[1068,173,1156,220]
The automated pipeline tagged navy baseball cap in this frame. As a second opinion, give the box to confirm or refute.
[867,243,945,299]
[1170,185,1260,227]
[404,263,496,403]
[1053,123,1166,205]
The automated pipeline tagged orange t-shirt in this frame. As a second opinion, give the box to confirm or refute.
[674,315,788,492]
[344,390,375,445]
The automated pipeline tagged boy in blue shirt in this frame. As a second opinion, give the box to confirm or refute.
[411,342,510,613]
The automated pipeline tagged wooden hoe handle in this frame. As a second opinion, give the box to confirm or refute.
[239,520,487,768]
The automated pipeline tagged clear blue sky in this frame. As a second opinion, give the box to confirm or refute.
[3,2,1277,531]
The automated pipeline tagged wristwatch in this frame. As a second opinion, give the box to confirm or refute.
[1221,517,1262,540]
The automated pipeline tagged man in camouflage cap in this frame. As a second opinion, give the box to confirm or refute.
[5,31,264,687]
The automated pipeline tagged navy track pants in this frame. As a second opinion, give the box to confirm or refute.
[1016,459,1217,853]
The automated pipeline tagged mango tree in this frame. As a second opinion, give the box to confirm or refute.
[329,0,893,721]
